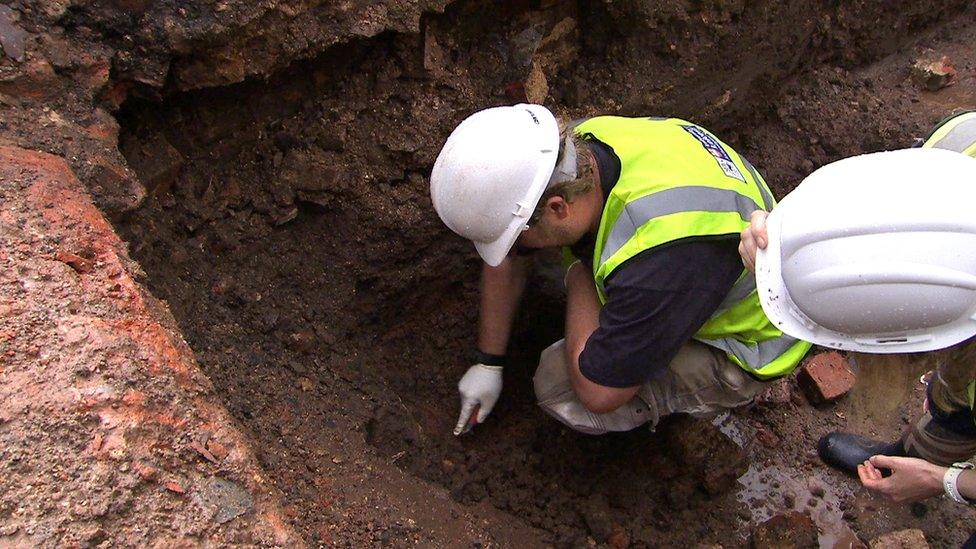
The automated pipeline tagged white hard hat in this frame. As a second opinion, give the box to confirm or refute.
[430,104,559,266]
[757,147,976,353]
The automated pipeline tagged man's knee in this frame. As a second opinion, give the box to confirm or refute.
[533,339,571,402]
[638,342,767,420]
[532,339,650,434]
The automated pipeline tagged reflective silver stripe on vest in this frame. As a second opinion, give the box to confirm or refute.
[742,158,775,211]
[931,116,976,153]
[696,334,800,372]
[714,271,757,314]
[600,186,762,265]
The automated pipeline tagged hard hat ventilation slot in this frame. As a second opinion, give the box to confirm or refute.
[875,337,909,344]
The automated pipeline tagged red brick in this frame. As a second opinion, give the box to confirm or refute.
[798,351,856,404]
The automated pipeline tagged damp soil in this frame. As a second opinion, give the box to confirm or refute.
[108,0,976,546]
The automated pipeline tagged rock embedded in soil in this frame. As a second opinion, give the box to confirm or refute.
[807,477,825,498]
[869,528,929,549]
[661,415,749,495]
[751,511,818,548]
[911,55,956,91]
[0,5,28,62]
[119,133,184,195]
[798,352,856,404]
[0,145,301,546]
[579,495,615,542]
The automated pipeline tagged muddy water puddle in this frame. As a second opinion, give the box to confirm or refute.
[716,351,933,548]
[736,463,855,548]
[715,410,857,547]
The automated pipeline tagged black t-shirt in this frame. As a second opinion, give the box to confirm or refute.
[575,138,744,388]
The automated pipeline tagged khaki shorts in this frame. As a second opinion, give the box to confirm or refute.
[532,339,769,435]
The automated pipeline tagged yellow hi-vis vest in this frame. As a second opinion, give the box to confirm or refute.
[921,110,976,158]
[575,116,811,379]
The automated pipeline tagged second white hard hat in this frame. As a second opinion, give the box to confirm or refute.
[430,104,559,266]
[757,147,976,353]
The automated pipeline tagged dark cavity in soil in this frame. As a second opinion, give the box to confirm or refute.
[112,0,975,545]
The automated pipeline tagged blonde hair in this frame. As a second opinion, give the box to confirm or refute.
[529,129,596,224]
[926,337,976,399]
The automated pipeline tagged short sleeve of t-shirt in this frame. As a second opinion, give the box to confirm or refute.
[578,238,744,388]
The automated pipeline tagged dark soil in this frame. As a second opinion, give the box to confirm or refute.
[4,0,976,545]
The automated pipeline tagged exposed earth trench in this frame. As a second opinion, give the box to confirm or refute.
[2,0,976,546]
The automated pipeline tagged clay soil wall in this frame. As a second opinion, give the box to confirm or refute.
[2,0,976,546]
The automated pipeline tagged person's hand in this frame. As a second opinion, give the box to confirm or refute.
[738,210,769,272]
[857,455,946,503]
[454,364,503,435]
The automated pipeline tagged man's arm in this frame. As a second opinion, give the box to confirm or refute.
[478,254,531,354]
[563,261,640,414]
[565,240,743,414]
[858,455,976,504]
[453,254,532,435]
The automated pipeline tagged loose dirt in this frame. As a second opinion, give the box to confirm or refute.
[2,0,976,546]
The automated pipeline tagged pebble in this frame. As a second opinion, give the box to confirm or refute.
[783,493,796,508]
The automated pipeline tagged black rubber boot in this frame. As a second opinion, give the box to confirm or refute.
[817,432,905,477]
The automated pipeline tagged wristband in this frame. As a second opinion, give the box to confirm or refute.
[472,349,507,367]
[943,462,975,504]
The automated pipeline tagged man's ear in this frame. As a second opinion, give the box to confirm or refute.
[546,196,570,220]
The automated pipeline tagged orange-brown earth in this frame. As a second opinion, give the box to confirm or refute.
[2,0,976,546]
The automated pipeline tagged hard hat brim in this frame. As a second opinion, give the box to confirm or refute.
[757,148,976,353]
[756,205,814,344]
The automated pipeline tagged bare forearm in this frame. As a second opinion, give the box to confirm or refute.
[564,262,600,368]
[924,465,976,500]
[478,256,530,355]
[563,262,639,412]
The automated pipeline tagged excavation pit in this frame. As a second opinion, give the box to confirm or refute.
[3,0,975,546]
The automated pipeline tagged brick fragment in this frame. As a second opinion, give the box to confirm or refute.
[206,439,230,461]
[756,377,793,406]
[120,133,183,195]
[751,512,817,548]
[133,461,159,481]
[798,351,855,404]
[55,250,94,273]
[87,432,104,454]
[608,524,629,549]
[191,439,219,464]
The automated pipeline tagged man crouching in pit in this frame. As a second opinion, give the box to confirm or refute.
[429,104,811,436]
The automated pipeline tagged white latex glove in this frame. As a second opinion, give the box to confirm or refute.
[453,363,503,435]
